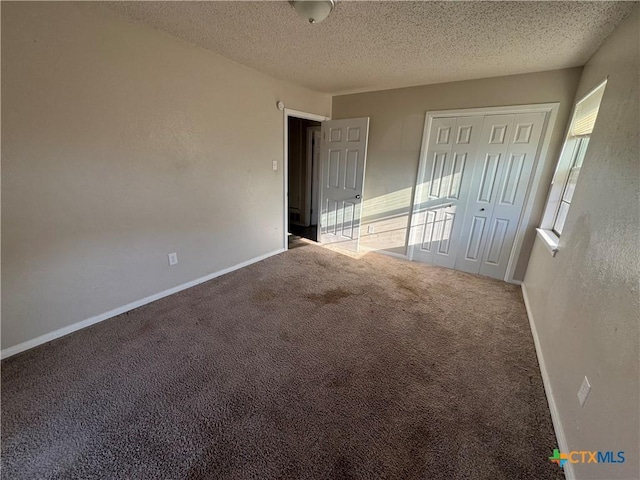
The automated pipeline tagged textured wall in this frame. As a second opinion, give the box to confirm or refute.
[332,68,582,280]
[1,2,330,350]
[524,7,639,480]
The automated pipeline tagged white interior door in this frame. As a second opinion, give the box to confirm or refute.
[319,117,370,251]
[456,112,545,279]
[410,116,483,268]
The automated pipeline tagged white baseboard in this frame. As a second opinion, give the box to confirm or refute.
[521,284,575,480]
[1,248,285,360]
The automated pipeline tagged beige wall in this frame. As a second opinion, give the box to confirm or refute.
[1,2,331,350]
[332,68,582,279]
[524,8,639,480]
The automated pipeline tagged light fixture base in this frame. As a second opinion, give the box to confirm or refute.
[289,0,336,25]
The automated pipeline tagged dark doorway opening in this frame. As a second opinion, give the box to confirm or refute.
[287,116,321,243]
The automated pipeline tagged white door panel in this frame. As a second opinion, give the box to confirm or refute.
[478,112,545,279]
[411,117,456,264]
[455,115,516,275]
[411,116,483,268]
[319,117,370,251]
[411,110,546,281]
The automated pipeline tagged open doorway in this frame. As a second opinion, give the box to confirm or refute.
[283,109,369,253]
[287,116,322,243]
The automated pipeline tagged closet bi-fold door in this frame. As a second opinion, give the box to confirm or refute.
[410,116,483,268]
[455,112,545,279]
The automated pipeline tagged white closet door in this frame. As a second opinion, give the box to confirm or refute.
[455,115,515,275]
[410,116,482,268]
[478,112,545,279]
[455,112,545,279]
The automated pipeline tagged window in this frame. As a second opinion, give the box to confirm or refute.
[553,136,589,235]
[538,80,607,253]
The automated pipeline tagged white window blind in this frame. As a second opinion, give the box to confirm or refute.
[570,82,607,137]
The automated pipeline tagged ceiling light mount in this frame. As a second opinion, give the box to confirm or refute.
[289,0,335,24]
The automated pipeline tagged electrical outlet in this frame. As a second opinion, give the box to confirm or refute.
[272,160,278,171]
[367,225,375,234]
[168,252,178,266]
[577,376,591,407]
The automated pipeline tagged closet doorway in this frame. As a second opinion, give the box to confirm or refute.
[408,104,558,282]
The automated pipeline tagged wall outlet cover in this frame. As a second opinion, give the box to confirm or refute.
[577,376,591,407]
[168,252,178,266]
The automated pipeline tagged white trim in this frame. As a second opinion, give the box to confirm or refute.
[284,108,328,123]
[408,103,559,283]
[577,77,609,104]
[357,118,371,253]
[536,228,559,257]
[283,108,329,250]
[420,103,560,118]
[521,284,575,480]
[1,248,285,360]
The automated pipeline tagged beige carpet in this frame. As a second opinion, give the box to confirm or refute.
[1,238,562,479]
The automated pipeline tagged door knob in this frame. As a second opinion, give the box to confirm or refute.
[355,194,361,199]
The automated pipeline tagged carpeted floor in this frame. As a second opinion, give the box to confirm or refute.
[1,239,563,479]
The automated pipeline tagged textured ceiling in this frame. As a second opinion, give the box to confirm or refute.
[104,1,636,94]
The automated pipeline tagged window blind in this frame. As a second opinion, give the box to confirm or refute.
[570,81,607,137]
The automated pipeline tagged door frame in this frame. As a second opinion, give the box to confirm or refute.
[408,103,559,283]
[283,108,330,250]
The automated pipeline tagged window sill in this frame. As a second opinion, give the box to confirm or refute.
[536,228,559,257]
